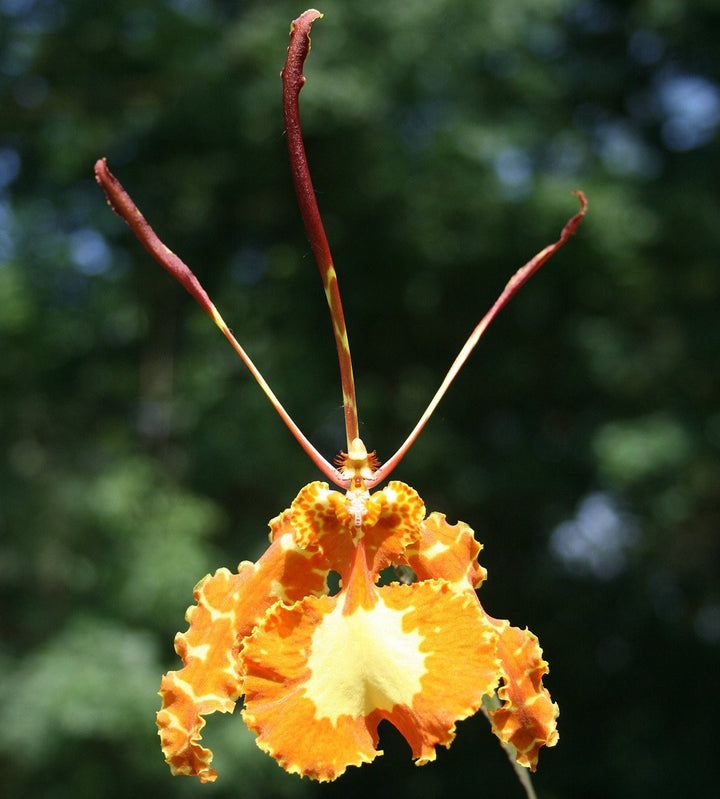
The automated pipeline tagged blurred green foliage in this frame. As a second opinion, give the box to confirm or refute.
[1,0,718,797]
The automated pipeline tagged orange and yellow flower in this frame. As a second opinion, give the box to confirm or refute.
[93,9,582,785]
[157,448,558,783]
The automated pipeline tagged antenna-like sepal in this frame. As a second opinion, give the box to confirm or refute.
[95,10,587,495]
[367,191,588,488]
[282,10,360,451]
[94,157,346,488]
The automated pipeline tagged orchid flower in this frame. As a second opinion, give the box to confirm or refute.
[95,8,586,786]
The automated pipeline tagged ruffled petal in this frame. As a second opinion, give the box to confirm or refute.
[362,481,426,576]
[405,511,487,589]
[406,511,558,771]
[483,616,559,771]
[157,480,558,783]
[157,567,252,783]
[265,505,331,603]
[290,482,344,550]
[157,523,330,782]
[289,480,425,583]
[290,482,353,575]
[241,580,499,781]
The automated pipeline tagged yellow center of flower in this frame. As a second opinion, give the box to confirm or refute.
[303,594,426,722]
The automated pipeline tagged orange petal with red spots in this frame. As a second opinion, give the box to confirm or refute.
[157,512,331,783]
[241,580,499,781]
[483,616,559,771]
[264,504,332,604]
[289,480,425,583]
[405,511,486,589]
[362,481,426,576]
[289,482,343,550]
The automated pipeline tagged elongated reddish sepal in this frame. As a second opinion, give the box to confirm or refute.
[95,159,215,314]
[370,191,587,486]
[282,10,360,448]
[94,157,343,486]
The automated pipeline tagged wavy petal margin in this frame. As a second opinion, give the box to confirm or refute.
[241,580,500,781]
[290,480,425,582]
[157,480,558,783]
[157,567,250,782]
[157,527,329,782]
[405,511,487,589]
[484,616,559,771]
[405,511,558,771]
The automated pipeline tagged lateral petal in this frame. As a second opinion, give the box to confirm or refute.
[362,481,426,576]
[157,566,252,783]
[405,511,486,590]
[289,480,425,583]
[157,508,330,783]
[483,617,559,771]
[406,512,558,771]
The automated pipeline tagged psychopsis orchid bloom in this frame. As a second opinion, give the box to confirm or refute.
[95,8,586,786]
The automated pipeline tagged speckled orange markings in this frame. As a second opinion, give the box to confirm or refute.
[157,476,558,781]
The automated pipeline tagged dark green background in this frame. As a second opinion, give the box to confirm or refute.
[1,1,718,797]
